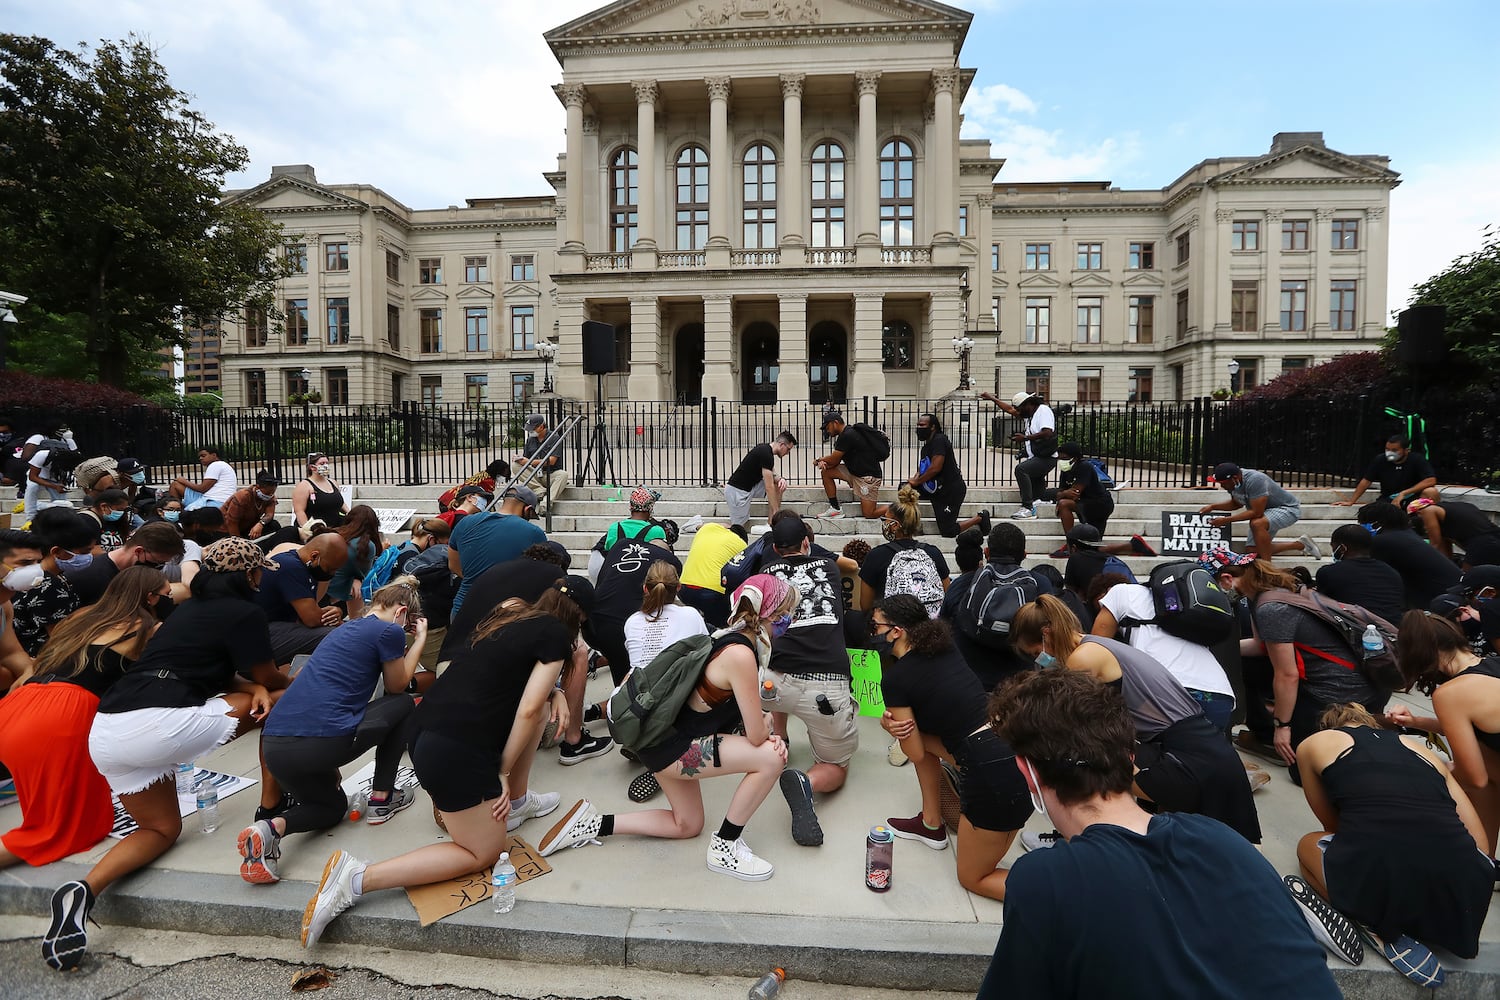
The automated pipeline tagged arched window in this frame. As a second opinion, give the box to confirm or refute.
[882,319,914,370]
[609,147,638,252]
[742,143,777,249]
[810,141,845,248]
[879,139,915,246]
[675,145,709,250]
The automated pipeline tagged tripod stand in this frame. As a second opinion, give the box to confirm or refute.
[579,372,617,486]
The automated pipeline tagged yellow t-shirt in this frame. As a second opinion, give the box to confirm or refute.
[680,523,747,593]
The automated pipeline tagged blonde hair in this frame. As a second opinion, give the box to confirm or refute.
[1318,702,1381,730]
[413,518,450,543]
[369,575,422,616]
[640,560,682,620]
[1233,560,1301,600]
[1010,594,1084,664]
[887,484,923,537]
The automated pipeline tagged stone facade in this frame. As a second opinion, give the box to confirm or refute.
[218,1,1398,408]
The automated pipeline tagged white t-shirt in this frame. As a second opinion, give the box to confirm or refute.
[1099,584,1234,698]
[624,603,708,669]
[1023,404,1056,459]
[201,460,238,504]
[28,449,63,480]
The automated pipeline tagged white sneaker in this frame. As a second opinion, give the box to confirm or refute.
[1020,829,1062,852]
[538,799,604,857]
[507,789,562,832]
[301,849,365,947]
[706,834,775,881]
[1011,507,1037,520]
[820,507,845,519]
[887,740,909,767]
[1298,534,1322,558]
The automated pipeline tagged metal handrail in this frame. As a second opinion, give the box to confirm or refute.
[510,412,584,533]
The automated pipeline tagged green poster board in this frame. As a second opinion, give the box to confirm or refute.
[849,648,885,718]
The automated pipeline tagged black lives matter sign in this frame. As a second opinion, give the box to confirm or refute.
[1160,512,1232,555]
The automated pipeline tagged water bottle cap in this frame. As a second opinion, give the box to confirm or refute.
[499,851,510,863]
[869,824,893,842]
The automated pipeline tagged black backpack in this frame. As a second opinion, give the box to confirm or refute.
[956,563,1040,649]
[1120,560,1235,646]
[853,423,892,463]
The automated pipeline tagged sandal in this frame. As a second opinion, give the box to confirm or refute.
[628,770,661,803]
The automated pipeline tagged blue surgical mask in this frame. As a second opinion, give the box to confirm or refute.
[1360,523,1379,536]
[163,511,180,523]
[102,510,124,523]
[769,613,792,638]
[1035,650,1059,669]
[57,552,93,572]
[129,471,146,484]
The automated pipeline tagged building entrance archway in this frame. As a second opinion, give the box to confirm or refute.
[741,321,779,403]
[674,324,705,404]
[809,321,847,404]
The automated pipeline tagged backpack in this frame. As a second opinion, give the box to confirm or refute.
[1101,554,1137,583]
[1120,560,1235,645]
[1086,457,1115,489]
[845,423,890,463]
[361,540,413,601]
[605,632,752,755]
[956,563,1041,649]
[883,542,945,618]
[1256,589,1403,693]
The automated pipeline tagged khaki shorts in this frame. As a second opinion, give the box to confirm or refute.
[769,670,859,767]
[832,466,882,501]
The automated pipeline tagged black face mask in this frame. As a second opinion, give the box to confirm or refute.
[915,427,932,442]
[308,565,335,582]
[154,597,176,622]
[869,630,896,656]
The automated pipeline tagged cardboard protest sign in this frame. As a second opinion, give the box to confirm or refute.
[374,508,416,535]
[405,837,551,926]
[1160,511,1232,555]
[849,648,885,718]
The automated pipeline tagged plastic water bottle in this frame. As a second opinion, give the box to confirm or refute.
[1362,624,1383,659]
[175,762,195,797]
[748,967,786,1000]
[195,777,220,834]
[492,852,517,913]
[347,790,368,822]
[761,678,780,707]
[865,824,894,892]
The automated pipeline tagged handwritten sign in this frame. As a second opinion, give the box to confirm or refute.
[849,648,885,717]
[406,836,551,926]
[375,508,416,535]
[1160,511,1232,555]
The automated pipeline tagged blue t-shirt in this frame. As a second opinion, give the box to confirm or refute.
[255,551,317,624]
[264,616,408,738]
[450,511,547,618]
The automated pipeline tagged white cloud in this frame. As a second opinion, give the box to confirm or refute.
[961,83,1139,182]
[962,82,1037,118]
[1386,153,1500,321]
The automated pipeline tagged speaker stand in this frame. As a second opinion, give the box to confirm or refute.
[579,373,616,487]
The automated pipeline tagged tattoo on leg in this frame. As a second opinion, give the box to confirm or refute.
[678,736,716,777]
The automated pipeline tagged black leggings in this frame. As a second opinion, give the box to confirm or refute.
[261,694,417,835]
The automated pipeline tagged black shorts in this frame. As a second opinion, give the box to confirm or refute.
[410,728,504,813]
[956,728,1033,832]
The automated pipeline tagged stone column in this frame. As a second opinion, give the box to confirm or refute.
[632,81,659,251]
[930,68,960,244]
[559,84,588,252]
[1262,209,1283,338]
[777,293,809,401]
[702,293,735,400]
[1313,207,1334,336]
[926,289,963,394]
[779,74,806,248]
[1362,206,1388,339]
[976,194,995,330]
[707,77,732,249]
[555,295,587,399]
[628,296,662,400]
[850,291,885,399]
[854,71,881,250]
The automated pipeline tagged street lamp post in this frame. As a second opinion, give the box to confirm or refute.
[1226,359,1241,395]
[952,335,976,391]
[536,341,558,394]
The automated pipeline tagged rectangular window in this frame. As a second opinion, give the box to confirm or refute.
[1331,219,1359,250]
[1281,219,1309,251]
[1175,232,1190,265]
[1231,220,1259,251]
[419,308,442,353]
[1075,296,1102,343]
[465,374,488,406]
[285,299,308,345]
[286,370,310,399]
[510,254,536,281]
[1075,242,1103,270]
[1238,358,1260,391]
[385,250,400,281]
[1176,289,1189,339]
[326,367,349,406]
[286,243,307,274]
[1129,366,1154,403]
[1023,243,1051,270]
[510,305,536,352]
[391,373,403,404]
[991,295,1001,328]
[464,307,489,352]
[387,304,400,350]
[1280,280,1308,331]
[418,258,443,284]
[1231,280,1259,332]
[420,375,443,406]
[244,305,267,348]
[511,373,535,403]
[1128,295,1154,344]
[1127,241,1154,270]
[1025,367,1051,398]
[1024,296,1051,344]
[326,297,350,345]
[244,369,266,407]
[991,243,1000,272]
[1281,357,1310,372]
[1076,367,1102,404]
[1330,279,1358,330]
[958,205,969,237]
[464,256,488,283]
[324,242,349,272]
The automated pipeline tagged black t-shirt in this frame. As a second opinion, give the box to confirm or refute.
[1365,453,1436,500]
[728,443,775,491]
[63,555,121,607]
[1371,530,1461,610]
[1441,501,1500,544]
[940,563,1052,690]
[977,813,1340,1000]
[859,539,950,595]
[415,614,571,753]
[99,598,273,712]
[1314,557,1405,626]
[919,432,963,494]
[595,540,683,622]
[1059,460,1109,502]
[880,646,986,759]
[833,424,883,478]
[762,553,848,676]
[439,558,564,660]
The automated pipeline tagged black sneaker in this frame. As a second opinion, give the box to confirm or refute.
[780,768,823,847]
[254,791,296,824]
[628,770,662,803]
[1128,534,1157,556]
[559,726,613,765]
[1284,874,1364,966]
[42,880,93,971]
[583,703,604,725]
[977,510,993,538]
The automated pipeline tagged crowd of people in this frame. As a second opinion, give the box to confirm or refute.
[0,406,1497,993]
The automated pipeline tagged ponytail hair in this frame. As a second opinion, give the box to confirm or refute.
[1397,609,1469,696]
[1010,594,1083,664]
[640,560,682,620]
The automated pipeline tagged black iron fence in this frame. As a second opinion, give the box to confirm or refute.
[3,396,1494,492]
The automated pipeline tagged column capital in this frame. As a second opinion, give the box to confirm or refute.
[556,83,588,108]
[629,295,660,307]
[975,193,993,208]
[922,104,936,124]
[776,291,809,304]
[855,70,882,97]
[1366,207,1385,222]
[779,73,806,100]
[1214,208,1235,223]
[631,79,659,105]
[582,115,598,135]
[706,76,732,102]
[1264,208,1284,223]
[1315,207,1335,221]
[931,67,961,93]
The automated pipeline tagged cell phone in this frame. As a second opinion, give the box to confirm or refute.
[815,694,835,716]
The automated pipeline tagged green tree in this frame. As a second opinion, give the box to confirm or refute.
[1409,224,1500,374]
[0,34,294,390]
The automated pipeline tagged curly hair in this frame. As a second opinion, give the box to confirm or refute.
[873,594,952,657]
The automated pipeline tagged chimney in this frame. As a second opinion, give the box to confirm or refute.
[271,164,318,183]
[1270,132,1324,155]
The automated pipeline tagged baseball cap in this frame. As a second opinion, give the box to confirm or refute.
[554,574,595,616]
[1010,391,1040,407]
[821,408,844,427]
[454,484,493,504]
[1197,547,1254,573]
[525,414,546,432]
[539,539,572,569]
[117,457,145,475]
[1211,462,1242,483]
[255,469,280,487]
[1451,566,1500,598]
[201,536,279,573]
[1065,524,1102,549]
[1055,441,1083,460]
[503,484,540,515]
[771,515,809,550]
[629,485,660,511]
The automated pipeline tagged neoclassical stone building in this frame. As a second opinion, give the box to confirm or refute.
[218,0,1398,408]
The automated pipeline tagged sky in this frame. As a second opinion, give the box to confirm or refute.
[5,0,1498,321]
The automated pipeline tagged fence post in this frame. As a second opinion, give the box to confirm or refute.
[1187,397,1204,486]
[402,400,425,486]
[699,401,709,487]
[709,397,720,487]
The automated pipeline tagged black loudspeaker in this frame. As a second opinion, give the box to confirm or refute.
[581,321,616,375]
[1395,305,1447,367]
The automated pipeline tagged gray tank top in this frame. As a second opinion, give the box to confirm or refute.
[1081,635,1201,736]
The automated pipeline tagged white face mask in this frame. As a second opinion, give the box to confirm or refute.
[314,463,330,476]
[1385,450,1401,462]
[2,563,46,593]
[1057,459,1075,473]
[1020,758,1051,826]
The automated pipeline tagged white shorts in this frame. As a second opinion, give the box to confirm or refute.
[89,698,238,796]
[724,482,765,526]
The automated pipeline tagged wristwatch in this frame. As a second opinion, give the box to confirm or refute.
[1273,718,1291,729]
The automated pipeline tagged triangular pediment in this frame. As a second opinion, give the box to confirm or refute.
[224,175,367,213]
[410,286,449,302]
[505,283,541,298]
[456,285,495,300]
[1017,273,1060,289]
[1068,272,1112,289]
[547,0,969,44]
[1121,272,1165,289]
[1212,146,1398,186]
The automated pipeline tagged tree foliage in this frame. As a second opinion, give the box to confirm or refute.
[1241,351,1396,403]
[0,34,293,391]
[1409,224,1500,375]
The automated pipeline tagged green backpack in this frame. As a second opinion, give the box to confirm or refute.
[605,632,750,755]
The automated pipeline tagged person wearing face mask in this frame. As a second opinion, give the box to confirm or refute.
[857,485,950,618]
[220,470,282,541]
[81,489,133,554]
[292,453,348,529]
[906,413,989,539]
[874,595,1032,897]
[10,508,97,656]
[1200,462,1319,561]
[1358,501,1461,611]
[435,484,491,531]
[1407,497,1500,568]
[0,529,47,691]
[62,522,185,608]
[253,532,350,665]
[1010,594,1261,847]
[1333,434,1439,510]
[1314,524,1405,626]
[538,575,795,883]
[1039,442,1114,545]
[978,669,1340,1000]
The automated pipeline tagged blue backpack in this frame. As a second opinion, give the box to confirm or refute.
[361,540,414,601]
[1087,457,1116,489]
